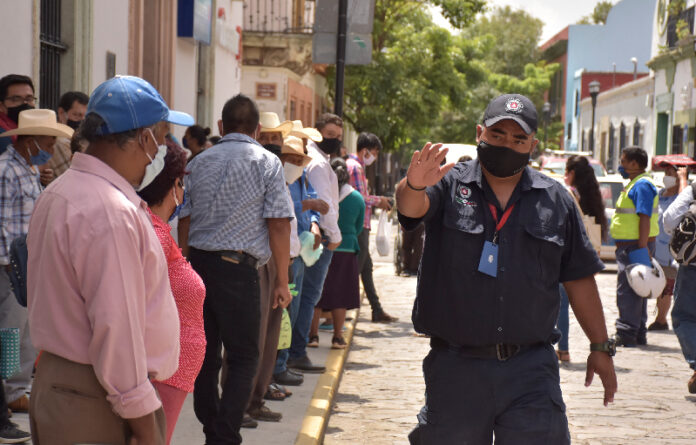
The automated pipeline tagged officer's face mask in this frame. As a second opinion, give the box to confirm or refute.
[476,140,530,178]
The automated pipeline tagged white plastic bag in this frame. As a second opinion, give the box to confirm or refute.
[375,210,391,256]
[299,231,323,267]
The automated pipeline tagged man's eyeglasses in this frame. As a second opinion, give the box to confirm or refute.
[4,95,37,106]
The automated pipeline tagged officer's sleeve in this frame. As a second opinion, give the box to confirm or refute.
[398,176,446,231]
[559,194,605,283]
[628,180,658,216]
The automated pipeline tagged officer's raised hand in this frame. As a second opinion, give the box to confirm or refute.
[397,142,454,218]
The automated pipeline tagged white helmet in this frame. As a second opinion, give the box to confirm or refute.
[626,258,667,299]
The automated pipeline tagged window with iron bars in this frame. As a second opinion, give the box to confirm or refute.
[244,0,315,34]
[40,0,68,111]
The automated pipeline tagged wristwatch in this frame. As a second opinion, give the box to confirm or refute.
[590,339,616,356]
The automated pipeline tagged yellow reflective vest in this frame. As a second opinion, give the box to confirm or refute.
[609,173,659,240]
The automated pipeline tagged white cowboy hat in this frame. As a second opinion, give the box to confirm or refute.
[259,112,293,137]
[281,136,312,167]
[289,119,322,142]
[0,109,74,139]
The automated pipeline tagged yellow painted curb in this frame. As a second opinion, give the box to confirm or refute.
[294,307,360,445]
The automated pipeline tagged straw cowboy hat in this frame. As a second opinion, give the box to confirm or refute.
[281,136,312,167]
[259,112,293,137]
[289,119,322,142]
[0,109,74,139]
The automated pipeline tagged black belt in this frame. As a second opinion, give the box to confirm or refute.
[430,337,542,361]
[218,250,259,269]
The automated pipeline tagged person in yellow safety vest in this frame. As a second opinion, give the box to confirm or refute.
[610,146,659,347]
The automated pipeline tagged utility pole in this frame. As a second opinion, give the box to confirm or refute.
[334,0,348,117]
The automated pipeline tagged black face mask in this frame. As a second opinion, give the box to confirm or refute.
[6,103,34,124]
[66,119,82,130]
[476,140,530,178]
[262,143,282,158]
[318,137,341,155]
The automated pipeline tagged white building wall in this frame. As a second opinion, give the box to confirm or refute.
[91,2,129,91]
[0,0,34,79]
[172,40,198,141]
[211,0,243,136]
[241,66,289,118]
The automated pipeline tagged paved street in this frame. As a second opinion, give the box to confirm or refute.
[325,257,696,445]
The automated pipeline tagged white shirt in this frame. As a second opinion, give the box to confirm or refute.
[664,184,695,234]
[305,141,342,244]
[287,186,301,257]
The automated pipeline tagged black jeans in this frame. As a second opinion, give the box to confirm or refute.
[0,380,8,427]
[190,248,261,445]
[357,229,382,314]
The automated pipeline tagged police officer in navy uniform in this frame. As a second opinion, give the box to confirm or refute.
[396,94,618,444]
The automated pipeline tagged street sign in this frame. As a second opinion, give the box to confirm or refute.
[312,32,372,65]
[314,0,376,34]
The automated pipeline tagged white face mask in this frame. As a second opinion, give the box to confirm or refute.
[364,151,376,166]
[663,175,677,189]
[283,162,304,185]
[137,129,167,191]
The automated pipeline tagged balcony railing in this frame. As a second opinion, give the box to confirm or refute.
[667,5,695,48]
[244,0,315,34]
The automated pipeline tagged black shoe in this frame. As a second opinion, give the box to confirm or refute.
[0,422,31,443]
[287,355,325,373]
[372,310,398,323]
[287,368,303,377]
[248,405,282,422]
[241,414,258,429]
[614,332,637,347]
[637,335,647,346]
[273,369,304,386]
[648,321,669,331]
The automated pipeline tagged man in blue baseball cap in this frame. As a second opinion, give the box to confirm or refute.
[27,75,193,445]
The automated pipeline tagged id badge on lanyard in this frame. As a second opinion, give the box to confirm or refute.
[477,203,514,278]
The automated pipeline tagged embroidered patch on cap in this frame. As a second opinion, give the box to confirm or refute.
[505,98,523,114]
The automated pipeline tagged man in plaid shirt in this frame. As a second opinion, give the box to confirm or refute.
[346,132,397,322]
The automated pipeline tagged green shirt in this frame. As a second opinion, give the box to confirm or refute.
[336,187,365,253]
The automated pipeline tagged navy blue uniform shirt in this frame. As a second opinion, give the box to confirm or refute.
[398,160,604,347]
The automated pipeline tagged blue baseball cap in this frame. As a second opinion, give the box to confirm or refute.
[87,75,194,135]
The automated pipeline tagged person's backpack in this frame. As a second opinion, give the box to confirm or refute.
[8,234,28,307]
[669,183,696,265]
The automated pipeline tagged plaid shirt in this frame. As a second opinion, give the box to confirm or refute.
[347,154,381,230]
[0,145,41,264]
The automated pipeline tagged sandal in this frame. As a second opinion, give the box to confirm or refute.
[331,336,347,349]
[556,350,570,362]
[263,384,286,401]
[270,382,292,397]
[308,335,319,348]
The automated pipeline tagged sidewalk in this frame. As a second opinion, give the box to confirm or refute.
[325,261,696,445]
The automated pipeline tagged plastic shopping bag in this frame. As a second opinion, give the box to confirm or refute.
[299,231,323,266]
[376,210,391,257]
[0,328,20,379]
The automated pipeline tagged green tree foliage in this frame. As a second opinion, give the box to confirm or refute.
[577,1,614,25]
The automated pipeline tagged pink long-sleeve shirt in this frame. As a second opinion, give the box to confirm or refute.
[27,153,180,419]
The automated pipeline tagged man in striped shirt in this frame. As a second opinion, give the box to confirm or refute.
[346,132,397,323]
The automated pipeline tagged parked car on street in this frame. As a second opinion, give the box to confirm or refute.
[541,155,607,178]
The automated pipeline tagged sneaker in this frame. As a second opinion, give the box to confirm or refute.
[241,414,258,429]
[307,335,319,348]
[614,332,637,347]
[331,336,347,349]
[248,405,282,422]
[0,422,31,443]
[319,322,334,331]
[647,321,669,331]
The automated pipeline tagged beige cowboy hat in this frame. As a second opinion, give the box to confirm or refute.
[281,136,312,167]
[0,109,74,139]
[289,119,322,142]
[259,112,293,137]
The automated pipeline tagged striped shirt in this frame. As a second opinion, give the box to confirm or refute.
[180,133,293,265]
[0,145,41,264]
[347,154,381,230]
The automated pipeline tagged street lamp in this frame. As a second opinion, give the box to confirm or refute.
[542,102,551,151]
[589,80,601,156]
[631,57,638,81]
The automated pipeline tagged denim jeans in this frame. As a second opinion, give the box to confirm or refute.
[671,265,696,370]
[557,284,569,351]
[274,258,306,374]
[358,229,383,314]
[289,248,333,360]
[615,242,656,341]
[190,248,261,445]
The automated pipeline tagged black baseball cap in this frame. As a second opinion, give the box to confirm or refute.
[482,94,538,135]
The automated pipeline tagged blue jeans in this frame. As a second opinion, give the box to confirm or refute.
[289,248,333,360]
[274,258,305,374]
[671,265,696,370]
[557,284,569,351]
[615,242,656,340]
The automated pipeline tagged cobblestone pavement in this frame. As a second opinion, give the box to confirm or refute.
[325,260,696,445]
